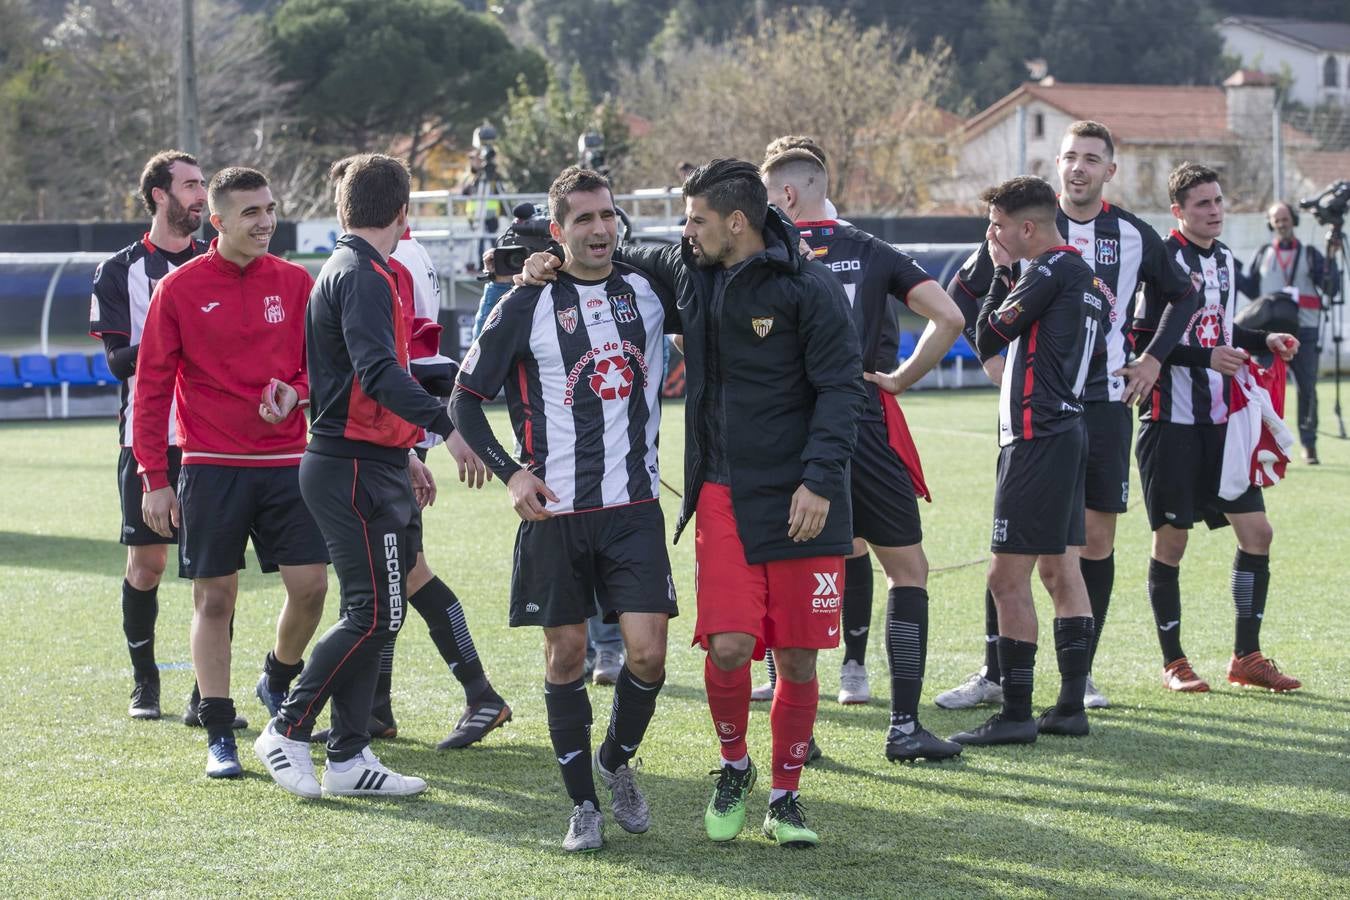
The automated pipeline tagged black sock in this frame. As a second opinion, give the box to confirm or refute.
[996,637,1036,722]
[122,580,159,680]
[1232,550,1270,657]
[983,588,1001,682]
[598,665,665,772]
[1148,558,1184,664]
[264,651,304,696]
[764,648,777,688]
[198,696,237,743]
[543,677,597,807]
[1053,616,1093,715]
[409,577,491,701]
[842,554,874,665]
[886,586,928,725]
[1080,553,1114,670]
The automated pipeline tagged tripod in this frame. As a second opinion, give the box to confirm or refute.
[1320,223,1347,439]
[467,148,508,270]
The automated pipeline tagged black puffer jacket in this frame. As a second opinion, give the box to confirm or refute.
[621,207,865,563]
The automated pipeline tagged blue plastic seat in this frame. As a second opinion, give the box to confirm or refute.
[897,331,919,361]
[89,352,119,384]
[17,354,60,387]
[0,355,20,388]
[55,353,100,386]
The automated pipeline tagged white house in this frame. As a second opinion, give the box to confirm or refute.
[1219,16,1350,108]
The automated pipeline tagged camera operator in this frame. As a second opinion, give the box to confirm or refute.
[1239,201,1340,464]
[472,202,554,339]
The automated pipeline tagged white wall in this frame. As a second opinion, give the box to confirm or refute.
[1219,24,1350,108]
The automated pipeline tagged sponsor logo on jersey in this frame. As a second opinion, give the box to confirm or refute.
[588,354,634,401]
[1037,265,1053,277]
[1186,305,1225,349]
[751,316,774,338]
[460,341,481,375]
[263,295,284,324]
[201,302,221,313]
[1096,238,1118,266]
[557,305,578,334]
[563,340,649,406]
[827,259,860,272]
[1082,291,1102,310]
[609,288,638,324]
[1217,265,1230,293]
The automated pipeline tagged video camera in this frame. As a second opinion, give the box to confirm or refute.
[473,124,498,168]
[490,202,554,278]
[1299,180,1350,229]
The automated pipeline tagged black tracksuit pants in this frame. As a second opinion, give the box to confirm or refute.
[276,450,415,761]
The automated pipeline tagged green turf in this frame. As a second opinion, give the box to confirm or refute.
[1,385,1347,898]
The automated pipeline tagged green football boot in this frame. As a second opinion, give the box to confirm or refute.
[704,761,757,841]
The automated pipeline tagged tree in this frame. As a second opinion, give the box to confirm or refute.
[618,8,957,213]
[269,0,546,175]
[497,65,630,192]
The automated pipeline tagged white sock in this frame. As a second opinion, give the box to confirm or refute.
[769,788,797,804]
[721,753,750,771]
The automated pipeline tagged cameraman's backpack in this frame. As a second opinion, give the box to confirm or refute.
[1235,291,1299,335]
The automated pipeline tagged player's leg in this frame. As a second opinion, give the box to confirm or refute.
[1224,507,1300,691]
[404,553,512,749]
[254,562,327,716]
[591,504,676,835]
[542,622,604,851]
[1080,510,1116,708]
[123,544,168,718]
[1080,400,1132,708]
[1138,421,1209,692]
[694,483,766,843]
[839,543,873,702]
[763,645,821,848]
[1035,548,1094,737]
[191,573,242,777]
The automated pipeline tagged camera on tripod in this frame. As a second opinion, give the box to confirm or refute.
[1298,180,1349,229]
[473,124,498,168]
[578,132,606,174]
[490,202,554,278]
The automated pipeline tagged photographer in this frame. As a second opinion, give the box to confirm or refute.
[1239,201,1340,464]
[471,202,554,339]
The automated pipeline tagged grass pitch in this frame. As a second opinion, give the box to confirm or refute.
[1,385,1347,898]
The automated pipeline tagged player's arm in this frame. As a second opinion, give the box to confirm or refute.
[612,242,683,305]
[101,334,138,380]
[131,283,182,536]
[794,267,867,540]
[974,262,1047,358]
[339,268,453,438]
[91,259,137,378]
[948,241,1006,384]
[262,270,316,423]
[868,253,962,394]
[1120,232,1200,401]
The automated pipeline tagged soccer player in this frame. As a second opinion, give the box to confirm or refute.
[90,150,208,721]
[938,121,1197,711]
[133,167,330,777]
[452,166,676,852]
[291,158,511,751]
[1134,163,1302,694]
[761,148,965,763]
[949,176,1103,746]
[253,154,464,799]
[576,159,865,848]
[1237,201,1338,465]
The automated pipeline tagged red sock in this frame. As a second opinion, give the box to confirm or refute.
[770,676,818,791]
[704,656,750,762]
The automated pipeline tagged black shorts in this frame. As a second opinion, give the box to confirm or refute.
[850,417,923,548]
[176,464,329,579]
[119,446,182,545]
[991,423,1087,555]
[1083,401,1132,514]
[1136,421,1265,531]
[407,503,425,559]
[510,500,678,628]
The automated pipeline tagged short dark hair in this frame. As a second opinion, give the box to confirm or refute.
[340,154,410,230]
[139,150,198,216]
[547,166,613,225]
[980,175,1057,220]
[207,167,269,213]
[1168,161,1220,206]
[1064,120,1115,158]
[683,159,767,227]
[764,135,827,168]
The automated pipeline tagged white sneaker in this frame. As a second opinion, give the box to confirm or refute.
[933,669,1003,710]
[592,647,623,686]
[254,720,321,799]
[750,681,775,702]
[1083,675,1110,709]
[838,660,871,704]
[321,746,427,797]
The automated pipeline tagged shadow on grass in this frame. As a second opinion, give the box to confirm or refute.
[0,530,125,575]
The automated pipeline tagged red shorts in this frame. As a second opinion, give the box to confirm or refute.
[692,482,844,659]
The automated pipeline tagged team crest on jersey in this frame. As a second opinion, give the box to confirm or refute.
[608,289,638,324]
[263,295,284,324]
[588,355,634,400]
[751,316,774,338]
[997,302,1023,325]
[557,306,578,334]
[1095,238,1118,266]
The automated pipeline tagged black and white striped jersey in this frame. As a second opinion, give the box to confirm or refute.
[455,265,669,514]
[1136,231,1240,426]
[89,235,207,445]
